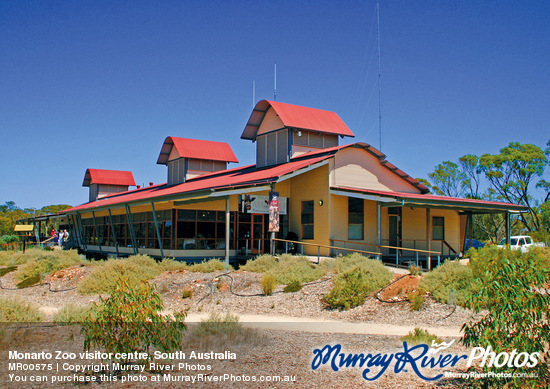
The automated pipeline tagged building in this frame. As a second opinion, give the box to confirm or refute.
[41,100,526,268]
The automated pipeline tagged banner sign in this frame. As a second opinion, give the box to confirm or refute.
[241,195,287,215]
[268,191,280,232]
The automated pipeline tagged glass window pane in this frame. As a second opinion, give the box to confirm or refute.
[349,225,363,240]
[197,222,215,238]
[302,224,314,240]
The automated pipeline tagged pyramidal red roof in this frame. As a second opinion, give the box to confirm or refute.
[157,136,239,165]
[82,169,136,187]
[241,100,355,140]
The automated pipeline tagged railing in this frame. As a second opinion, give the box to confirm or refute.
[273,238,381,264]
[331,238,442,268]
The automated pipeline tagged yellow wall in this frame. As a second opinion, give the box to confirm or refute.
[289,164,330,255]
[400,207,461,255]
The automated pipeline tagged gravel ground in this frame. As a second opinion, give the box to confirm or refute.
[0,266,479,388]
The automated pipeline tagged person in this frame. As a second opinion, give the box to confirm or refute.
[58,230,65,247]
[63,229,69,242]
[51,229,55,237]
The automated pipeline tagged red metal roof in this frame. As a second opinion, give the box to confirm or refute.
[241,100,355,140]
[82,169,136,187]
[333,187,528,211]
[157,137,239,165]
[66,154,332,213]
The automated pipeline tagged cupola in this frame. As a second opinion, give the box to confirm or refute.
[156,137,238,185]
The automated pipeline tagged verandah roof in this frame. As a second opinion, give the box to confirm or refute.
[331,187,528,214]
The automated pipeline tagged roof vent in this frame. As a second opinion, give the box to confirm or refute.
[157,137,239,185]
[82,169,136,202]
[241,100,355,167]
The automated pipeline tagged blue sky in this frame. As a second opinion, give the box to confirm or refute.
[1,0,549,209]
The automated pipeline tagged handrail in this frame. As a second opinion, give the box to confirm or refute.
[379,245,441,255]
[330,238,441,255]
[273,238,381,263]
[441,240,457,254]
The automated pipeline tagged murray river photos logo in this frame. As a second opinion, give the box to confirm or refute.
[311,341,541,381]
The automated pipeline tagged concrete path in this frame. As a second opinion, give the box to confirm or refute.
[185,313,462,338]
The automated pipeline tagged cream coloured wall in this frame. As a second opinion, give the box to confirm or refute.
[331,147,421,193]
[257,107,284,135]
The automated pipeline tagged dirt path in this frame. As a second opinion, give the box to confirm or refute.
[184,313,462,337]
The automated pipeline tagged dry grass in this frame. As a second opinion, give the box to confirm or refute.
[0,296,44,322]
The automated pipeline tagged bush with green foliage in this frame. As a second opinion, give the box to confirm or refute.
[283,280,303,293]
[188,258,230,273]
[53,304,95,324]
[407,288,426,311]
[0,296,44,322]
[401,328,441,345]
[0,235,20,244]
[192,312,241,337]
[0,266,17,277]
[420,260,479,307]
[323,254,392,310]
[462,248,550,387]
[81,281,187,362]
[260,274,276,296]
[181,289,193,299]
[241,254,325,284]
[14,249,86,288]
[78,254,178,294]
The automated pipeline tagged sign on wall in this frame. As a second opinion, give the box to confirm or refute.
[268,191,280,232]
[241,195,287,215]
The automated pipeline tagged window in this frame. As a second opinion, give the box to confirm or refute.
[348,198,364,240]
[301,201,314,239]
[432,217,444,240]
[176,210,235,250]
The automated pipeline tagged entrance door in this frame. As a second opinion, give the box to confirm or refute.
[237,213,267,255]
[388,207,402,254]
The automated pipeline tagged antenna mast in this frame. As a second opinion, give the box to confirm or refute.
[377,0,382,151]
[253,80,256,108]
[274,63,277,101]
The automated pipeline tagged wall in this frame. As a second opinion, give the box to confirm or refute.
[289,164,330,255]
[331,147,421,193]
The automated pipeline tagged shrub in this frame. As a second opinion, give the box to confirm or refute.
[242,254,325,284]
[187,311,261,349]
[333,253,392,283]
[15,250,86,288]
[78,254,163,294]
[240,254,278,273]
[188,258,231,273]
[283,280,303,293]
[408,265,422,275]
[81,281,187,362]
[324,266,382,310]
[462,248,550,387]
[323,254,392,310]
[53,304,94,324]
[407,288,426,311]
[182,289,193,299]
[0,235,19,244]
[401,328,441,345]
[420,260,479,307]
[0,297,44,322]
[192,312,241,337]
[158,258,187,272]
[260,274,276,296]
[0,266,17,277]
